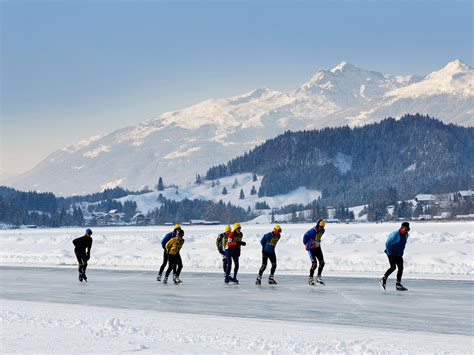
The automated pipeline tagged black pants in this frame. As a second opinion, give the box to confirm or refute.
[309,248,325,278]
[258,252,277,277]
[158,250,169,276]
[75,251,88,275]
[220,253,228,273]
[384,255,404,282]
[165,254,183,278]
[225,249,240,280]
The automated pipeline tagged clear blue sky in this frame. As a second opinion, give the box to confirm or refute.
[1,0,472,177]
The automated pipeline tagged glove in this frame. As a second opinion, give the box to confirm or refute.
[240,241,246,246]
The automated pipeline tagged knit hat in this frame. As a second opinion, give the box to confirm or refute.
[401,222,410,231]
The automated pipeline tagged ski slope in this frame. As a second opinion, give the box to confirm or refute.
[1,267,472,353]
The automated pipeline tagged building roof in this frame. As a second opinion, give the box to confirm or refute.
[416,194,436,202]
[458,190,472,197]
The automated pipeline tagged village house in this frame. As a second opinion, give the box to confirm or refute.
[415,194,436,207]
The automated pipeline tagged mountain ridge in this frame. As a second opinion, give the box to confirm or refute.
[7,60,473,195]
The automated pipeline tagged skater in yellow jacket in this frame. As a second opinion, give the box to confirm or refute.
[163,229,185,284]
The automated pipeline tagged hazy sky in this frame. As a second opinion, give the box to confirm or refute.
[1,0,472,177]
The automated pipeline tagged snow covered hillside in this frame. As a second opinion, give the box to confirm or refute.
[1,222,472,277]
[115,173,321,214]
[7,60,473,195]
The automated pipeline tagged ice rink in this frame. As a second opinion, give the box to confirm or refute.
[1,267,472,336]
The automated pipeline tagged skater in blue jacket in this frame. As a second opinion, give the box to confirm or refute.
[379,222,410,291]
[256,225,282,285]
[303,219,326,285]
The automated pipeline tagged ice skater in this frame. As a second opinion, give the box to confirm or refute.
[256,225,282,285]
[73,228,93,282]
[225,223,246,284]
[380,222,410,291]
[216,225,231,274]
[157,223,182,281]
[163,229,185,284]
[303,219,326,285]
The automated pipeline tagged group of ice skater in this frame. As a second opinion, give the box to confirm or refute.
[73,220,410,291]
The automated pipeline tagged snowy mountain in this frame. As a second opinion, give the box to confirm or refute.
[7,60,473,195]
[351,60,474,126]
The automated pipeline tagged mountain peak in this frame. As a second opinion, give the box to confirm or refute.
[245,87,280,98]
[438,59,471,74]
[423,59,473,83]
[330,61,357,73]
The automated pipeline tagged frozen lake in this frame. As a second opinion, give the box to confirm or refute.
[1,266,472,337]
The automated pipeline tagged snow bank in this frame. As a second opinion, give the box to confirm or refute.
[1,300,471,354]
[1,222,472,278]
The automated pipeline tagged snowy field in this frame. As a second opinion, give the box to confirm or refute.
[1,222,472,277]
[1,222,473,353]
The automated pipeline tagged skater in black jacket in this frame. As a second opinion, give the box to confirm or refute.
[73,228,93,282]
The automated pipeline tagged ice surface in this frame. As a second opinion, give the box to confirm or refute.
[0,267,472,353]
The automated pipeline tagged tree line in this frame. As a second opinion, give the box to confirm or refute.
[205,115,474,207]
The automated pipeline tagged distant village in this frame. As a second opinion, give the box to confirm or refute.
[3,188,471,230]
[411,190,473,221]
[84,210,220,227]
[79,189,473,227]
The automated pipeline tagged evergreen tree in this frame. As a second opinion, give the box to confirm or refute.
[222,187,228,195]
[253,173,258,182]
[291,210,297,223]
[157,177,164,191]
[395,201,413,219]
[123,200,137,222]
[255,201,270,210]
[72,206,85,226]
[250,185,257,195]
[232,178,239,189]
[239,189,245,200]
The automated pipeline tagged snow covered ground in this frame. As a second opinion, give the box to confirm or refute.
[115,172,322,213]
[1,222,473,353]
[1,268,472,353]
[1,222,472,277]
